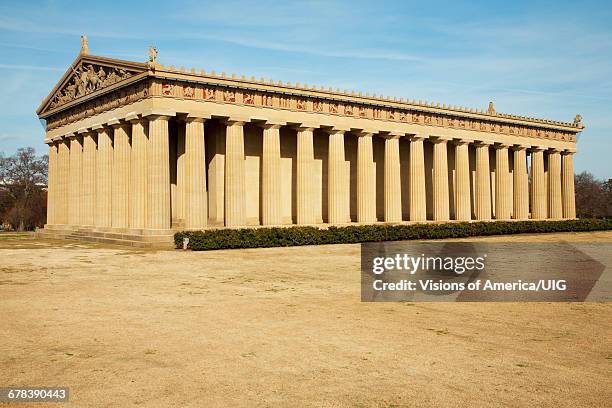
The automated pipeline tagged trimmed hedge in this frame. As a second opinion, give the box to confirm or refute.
[174,219,612,251]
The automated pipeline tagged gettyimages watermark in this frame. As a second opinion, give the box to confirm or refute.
[361,242,612,302]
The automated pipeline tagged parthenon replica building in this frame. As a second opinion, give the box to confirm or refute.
[38,38,583,246]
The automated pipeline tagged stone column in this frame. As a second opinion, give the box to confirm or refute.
[454,140,471,221]
[128,116,147,229]
[81,132,97,227]
[111,121,130,229]
[68,134,82,226]
[176,122,186,221]
[548,149,562,219]
[56,138,70,225]
[562,151,576,219]
[328,130,348,224]
[296,127,315,225]
[475,142,492,220]
[357,132,376,223]
[46,141,58,225]
[432,137,450,221]
[146,115,171,231]
[184,116,208,229]
[224,120,246,227]
[94,126,113,228]
[494,144,511,220]
[512,146,529,220]
[409,135,426,221]
[383,135,402,223]
[261,124,282,225]
[531,147,546,219]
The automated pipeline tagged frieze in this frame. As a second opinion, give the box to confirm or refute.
[47,78,576,143]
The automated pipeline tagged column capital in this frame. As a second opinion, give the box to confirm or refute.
[431,136,451,144]
[251,117,285,128]
[548,148,562,154]
[294,125,315,132]
[453,138,472,146]
[52,135,64,142]
[530,146,547,152]
[355,131,374,138]
[562,149,576,156]
[474,140,493,147]
[186,111,212,121]
[512,144,530,151]
[325,128,346,136]
[409,134,426,141]
[125,112,140,122]
[141,108,176,119]
[91,124,106,133]
[223,118,246,126]
[494,143,511,149]
[107,118,122,127]
[185,115,208,124]
[261,123,283,130]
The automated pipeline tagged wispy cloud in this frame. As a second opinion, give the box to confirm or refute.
[0,64,63,72]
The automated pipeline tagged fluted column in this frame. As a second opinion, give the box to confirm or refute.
[81,132,96,227]
[296,127,315,224]
[146,115,171,230]
[224,120,246,227]
[512,146,529,220]
[57,139,70,225]
[68,135,82,226]
[548,149,562,219]
[261,124,282,225]
[494,144,511,220]
[357,132,376,223]
[176,123,186,221]
[475,142,492,220]
[46,141,58,225]
[454,140,471,221]
[409,135,426,221]
[432,137,450,221]
[383,135,402,223]
[531,147,546,219]
[562,151,576,219]
[328,130,348,224]
[94,127,113,228]
[111,121,130,229]
[129,117,147,229]
[184,117,207,229]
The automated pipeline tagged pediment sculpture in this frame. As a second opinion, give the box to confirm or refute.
[49,63,136,109]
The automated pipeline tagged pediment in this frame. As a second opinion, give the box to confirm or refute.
[38,54,148,116]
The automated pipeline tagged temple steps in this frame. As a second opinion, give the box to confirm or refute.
[37,226,175,249]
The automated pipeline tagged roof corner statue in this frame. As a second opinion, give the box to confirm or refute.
[37,36,583,247]
[487,101,495,115]
[80,34,89,55]
[148,46,158,70]
[574,114,583,127]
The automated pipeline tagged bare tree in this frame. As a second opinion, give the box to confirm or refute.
[0,148,48,231]
[574,171,609,218]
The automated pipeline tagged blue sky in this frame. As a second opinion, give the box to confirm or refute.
[0,0,610,179]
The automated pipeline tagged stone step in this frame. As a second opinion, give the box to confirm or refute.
[37,227,175,248]
[66,234,174,248]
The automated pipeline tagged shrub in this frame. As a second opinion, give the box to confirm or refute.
[174,219,612,251]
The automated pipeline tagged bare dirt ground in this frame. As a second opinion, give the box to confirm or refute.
[1,231,611,407]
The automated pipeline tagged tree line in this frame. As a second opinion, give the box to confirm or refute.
[0,147,610,231]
